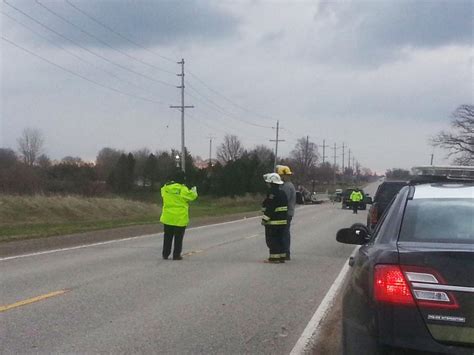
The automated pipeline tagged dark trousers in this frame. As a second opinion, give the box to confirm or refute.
[162,224,186,258]
[352,202,359,214]
[265,226,285,261]
[282,216,293,257]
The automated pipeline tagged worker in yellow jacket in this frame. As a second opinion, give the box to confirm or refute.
[160,171,198,260]
[349,188,364,214]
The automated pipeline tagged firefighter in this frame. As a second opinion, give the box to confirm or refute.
[276,165,296,260]
[349,188,363,214]
[160,171,198,260]
[261,173,288,263]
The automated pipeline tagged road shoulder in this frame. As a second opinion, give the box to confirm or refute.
[0,211,260,258]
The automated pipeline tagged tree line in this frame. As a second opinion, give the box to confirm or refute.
[1,130,377,197]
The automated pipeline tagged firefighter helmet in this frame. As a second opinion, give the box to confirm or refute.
[276,165,293,175]
[263,173,284,185]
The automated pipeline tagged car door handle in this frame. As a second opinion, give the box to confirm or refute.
[348,256,355,267]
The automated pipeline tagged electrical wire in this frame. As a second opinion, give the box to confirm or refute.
[187,70,276,122]
[63,0,279,128]
[3,0,175,89]
[2,36,166,105]
[35,0,279,130]
[1,11,160,96]
[35,0,176,78]
[63,0,176,64]
[186,84,273,129]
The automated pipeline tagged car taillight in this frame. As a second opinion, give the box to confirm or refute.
[374,265,415,306]
[373,265,459,309]
[369,205,378,225]
[402,266,459,310]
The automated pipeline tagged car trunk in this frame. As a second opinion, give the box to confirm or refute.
[398,242,474,347]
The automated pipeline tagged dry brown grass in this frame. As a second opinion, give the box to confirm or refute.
[0,195,159,227]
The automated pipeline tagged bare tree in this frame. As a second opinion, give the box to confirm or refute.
[96,147,124,180]
[0,148,18,169]
[289,137,319,182]
[432,105,474,165]
[216,134,244,164]
[37,154,52,169]
[250,145,274,165]
[17,128,44,166]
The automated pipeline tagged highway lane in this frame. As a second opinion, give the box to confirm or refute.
[1,184,378,354]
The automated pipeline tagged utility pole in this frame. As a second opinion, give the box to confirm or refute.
[170,58,194,173]
[348,149,351,170]
[270,120,285,170]
[341,143,345,173]
[319,139,328,164]
[430,153,434,165]
[208,135,216,166]
[331,143,337,184]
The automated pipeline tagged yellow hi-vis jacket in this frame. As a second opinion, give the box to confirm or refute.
[350,190,364,202]
[160,182,198,227]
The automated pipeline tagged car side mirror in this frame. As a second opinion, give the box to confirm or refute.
[336,226,370,245]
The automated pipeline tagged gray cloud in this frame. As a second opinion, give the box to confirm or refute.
[4,0,240,48]
[312,0,472,66]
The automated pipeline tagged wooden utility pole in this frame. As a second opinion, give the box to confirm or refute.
[170,59,194,173]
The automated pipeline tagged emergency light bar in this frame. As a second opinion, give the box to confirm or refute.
[411,166,474,181]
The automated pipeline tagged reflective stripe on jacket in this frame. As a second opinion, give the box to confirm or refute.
[160,182,198,227]
[262,186,288,227]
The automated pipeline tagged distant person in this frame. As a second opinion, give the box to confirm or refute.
[261,173,288,263]
[160,171,198,260]
[350,188,363,214]
[276,165,296,260]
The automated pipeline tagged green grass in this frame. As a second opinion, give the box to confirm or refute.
[0,194,262,242]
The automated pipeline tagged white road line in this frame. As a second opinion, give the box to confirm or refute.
[0,216,261,262]
[289,247,358,355]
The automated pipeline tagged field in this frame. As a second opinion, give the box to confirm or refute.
[0,194,262,242]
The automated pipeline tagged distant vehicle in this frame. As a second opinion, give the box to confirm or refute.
[367,180,408,231]
[336,166,474,354]
[296,186,312,204]
[341,188,371,210]
[334,189,343,202]
[296,190,305,204]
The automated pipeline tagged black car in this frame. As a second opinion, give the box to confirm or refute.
[341,188,370,210]
[367,180,407,231]
[337,166,474,354]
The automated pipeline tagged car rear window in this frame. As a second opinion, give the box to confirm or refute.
[375,183,406,202]
[399,198,474,244]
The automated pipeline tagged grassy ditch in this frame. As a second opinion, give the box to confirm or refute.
[0,194,262,242]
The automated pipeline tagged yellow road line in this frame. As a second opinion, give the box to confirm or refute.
[0,290,68,313]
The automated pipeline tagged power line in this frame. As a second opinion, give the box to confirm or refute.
[63,0,176,64]
[187,70,275,122]
[186,83,272,129]
[3,0,175,89]
[61,0,278,130]
[35,0,176,78]
[1,11,155,95]
[2,36,165,105]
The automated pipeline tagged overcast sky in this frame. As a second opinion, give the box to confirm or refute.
[1,0,472,173]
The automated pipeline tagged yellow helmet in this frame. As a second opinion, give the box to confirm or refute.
[276,165,292,176]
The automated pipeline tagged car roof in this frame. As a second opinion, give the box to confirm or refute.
[413,183,474,199]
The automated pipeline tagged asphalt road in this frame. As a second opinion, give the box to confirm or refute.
[1,184,378,354]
